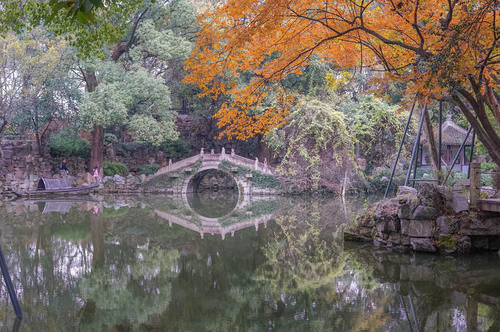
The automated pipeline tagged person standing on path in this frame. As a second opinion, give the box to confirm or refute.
[60,159,69,177]
[93,166,100,183]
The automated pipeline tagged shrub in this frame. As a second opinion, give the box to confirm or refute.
[103,161,128,176]
[138,164,161,175]
[114,142,147,157]
[481,162,497,172]
[365,169,405,193]
[104,133,118,144]
[160,139,190,160]
[48,131,90,158]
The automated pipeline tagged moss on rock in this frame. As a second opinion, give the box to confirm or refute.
[437,235,457,249]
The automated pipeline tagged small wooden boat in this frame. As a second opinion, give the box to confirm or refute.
[14,178,99,197]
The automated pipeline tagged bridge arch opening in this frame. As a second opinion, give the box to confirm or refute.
[185,169,239,218]
[186,169,238,193]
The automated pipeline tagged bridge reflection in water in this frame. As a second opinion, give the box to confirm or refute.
[153,191,280,240]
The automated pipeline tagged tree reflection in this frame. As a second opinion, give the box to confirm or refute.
[79,247,179,330]
[0,197,498,331]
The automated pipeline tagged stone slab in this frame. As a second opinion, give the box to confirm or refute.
[408,219,435,237]
[436,215,458,235]
[411,205,438,220]
[410,237,437,253]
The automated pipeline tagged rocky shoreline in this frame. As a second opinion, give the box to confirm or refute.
[345,184,500,254]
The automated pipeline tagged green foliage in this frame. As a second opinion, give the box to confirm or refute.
[103,161,129,176]
[342,95,410,172]
[0,29,77,140]
[446,170,468,187]
[138,164,161,175]
[114,141,145,155]
[481,162,497,172]
[437,235,457,249]
[250,170,282,189]
[80,64,178,146]
[219,160,281,189]
[103,207,129,218]
[1,0,148,58]
[104,133,118,144]
[48,131,90,158]
[265,96,353,192]
[364,169,405,194]
[160,139,190,160]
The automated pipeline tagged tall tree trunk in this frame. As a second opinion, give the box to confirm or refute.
[90,126,104,178]
[83,70,105,176]
[423,108,440,180]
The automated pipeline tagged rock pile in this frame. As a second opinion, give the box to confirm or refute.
[346,184,500,254]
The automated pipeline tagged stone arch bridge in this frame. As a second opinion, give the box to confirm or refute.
[142,148,282,196]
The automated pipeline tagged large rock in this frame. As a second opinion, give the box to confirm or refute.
[410,238,437,253]
[437,186,466,214]
[400,219,409,235]
[102,176,113,184]
[397,186,417,197]
[407,219,434,237]
[411,205,438,220]
[417,183,445,209]
[113,174,125,185]
[464,216,500,235]
[451,192,468,213]
[397,203,411,219]
[436,216,459,235]
[373,198,400,233]
[456,236,471,253]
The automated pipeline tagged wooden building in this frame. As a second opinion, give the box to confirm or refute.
[419,113,472,173]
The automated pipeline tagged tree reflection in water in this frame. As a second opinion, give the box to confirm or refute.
[0,196,498,331]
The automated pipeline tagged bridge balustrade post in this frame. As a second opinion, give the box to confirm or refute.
[254,157,259,170]
[211,148,214,154]
[231,148,235,156]
[169,159,172,166]
[200,148,204,156]
[469,162,480,211]
[221,147,225,155]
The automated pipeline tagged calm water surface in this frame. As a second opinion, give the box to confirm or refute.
[0,193,499,331]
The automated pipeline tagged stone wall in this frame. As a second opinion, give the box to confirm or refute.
[346,184,500,254]
[0,139,92,193]
[0,138,171,194]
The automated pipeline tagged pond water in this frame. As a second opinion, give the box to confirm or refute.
[0,193,499,331]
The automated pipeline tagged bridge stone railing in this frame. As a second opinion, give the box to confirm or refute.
[154,154,201,176]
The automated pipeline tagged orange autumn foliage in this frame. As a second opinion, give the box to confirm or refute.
[184,0,499,162]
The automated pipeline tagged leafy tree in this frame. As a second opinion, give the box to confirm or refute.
[48,130,90,158]
[185,0,500,165]
[0,30,65,136]
[74,0,196,174]
[80,63,178,147]
[265,97,354,192]
[0,0,148,58]
[13,33,82,154]
[342,95,410,172]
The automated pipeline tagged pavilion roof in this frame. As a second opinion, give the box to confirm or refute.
[422,113,472,146]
